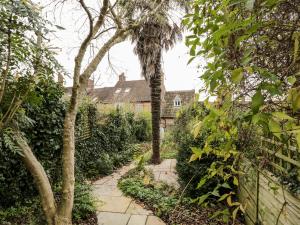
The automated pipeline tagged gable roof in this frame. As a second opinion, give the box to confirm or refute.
[92,87,114,103]
[63,74,195,119]
[162,90,195,118]
[95,80,151,103]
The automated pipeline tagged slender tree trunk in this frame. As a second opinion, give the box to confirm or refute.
[150,55,162,164]
[16,135,57,225]
[54,87,79,225]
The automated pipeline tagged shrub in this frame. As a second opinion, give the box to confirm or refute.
[133,112,152,142]
[172,104,221,198]
[0,79,65,208]
[75,107,141,178]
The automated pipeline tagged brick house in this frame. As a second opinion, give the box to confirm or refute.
[65,73,195,128]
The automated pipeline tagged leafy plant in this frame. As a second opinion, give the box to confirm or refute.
[184,0,300,221]
[72,183,96,221]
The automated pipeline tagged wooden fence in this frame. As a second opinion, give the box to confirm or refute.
[239,138,300,225]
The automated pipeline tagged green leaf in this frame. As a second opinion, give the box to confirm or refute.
[197,177,207,189]
[287,76,297,85]
[219,193,229,201]
[193,121,202,138]
[251,91,264,112]
[232,206,240,221]
[198,194,209,205]
[272,112,295,121]
[287,88,300,111]
[231,68,243,84]
[211,189,220,197]
[233,176,239,186]
[221,183,231,189]
[268,119,281,139]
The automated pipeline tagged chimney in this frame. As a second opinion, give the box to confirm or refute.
[119,73,126,82]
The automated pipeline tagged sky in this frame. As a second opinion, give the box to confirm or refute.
[38,1,205,92]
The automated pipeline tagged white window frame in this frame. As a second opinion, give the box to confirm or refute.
[174,96,181,107]
[115,88,121,93]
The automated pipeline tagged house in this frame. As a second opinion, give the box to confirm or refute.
[65,73,195,128]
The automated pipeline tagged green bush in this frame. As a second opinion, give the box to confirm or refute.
[0,80,65,208]
[75,107,141,178]
[172,104,221,198]
[133,112,152,142]
[0,82,147,223]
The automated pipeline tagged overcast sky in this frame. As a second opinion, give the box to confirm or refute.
[39,1,205,92]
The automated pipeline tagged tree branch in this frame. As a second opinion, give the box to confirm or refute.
[109,0,122,29]
[16,134,56,225]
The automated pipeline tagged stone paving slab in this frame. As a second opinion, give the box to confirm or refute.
[93,160,179,225]
[146,159,179,188]
[146,216,166,225]
[128,215,148,225]
[126,201,153,215]
[92,185,123,197]
[95,196,132,213]
[97,212,130,225]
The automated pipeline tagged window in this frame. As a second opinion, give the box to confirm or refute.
[135,103,143,112]
[115,88,121,93]
[125,88,131,93]
[174,96,181,107]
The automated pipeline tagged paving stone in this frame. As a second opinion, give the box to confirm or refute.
[170,159,177,170]
[92,160,178,225]
[159,171,179,188]
[146,216,166,225]
[92,185,123,197]
[126,201,152,215]
[104,179,119,186]
[153,171,161,181]
[158,159,172,169]
[97,212,130,225]
[93,176,112,185]
[127,215,147,225]
[95,196,132,213]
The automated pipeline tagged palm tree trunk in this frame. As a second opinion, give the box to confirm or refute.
[150,56,162,164]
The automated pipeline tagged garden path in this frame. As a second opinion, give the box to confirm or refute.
[91,159,178,225]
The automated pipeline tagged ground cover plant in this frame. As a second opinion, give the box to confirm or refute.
[118,165,243,225]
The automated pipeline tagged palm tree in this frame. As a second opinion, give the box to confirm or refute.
[122,0,187,164]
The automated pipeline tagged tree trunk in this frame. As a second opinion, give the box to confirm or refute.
[54,97,78,225]
[150,58,162,164]
[16,135,57,225]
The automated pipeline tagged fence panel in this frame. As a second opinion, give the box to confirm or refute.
[239,138,300,225]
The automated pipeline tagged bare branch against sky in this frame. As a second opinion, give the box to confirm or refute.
[35,0,205,91]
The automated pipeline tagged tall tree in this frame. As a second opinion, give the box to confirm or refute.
[0,0,166,224]
[123,0,187,164]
